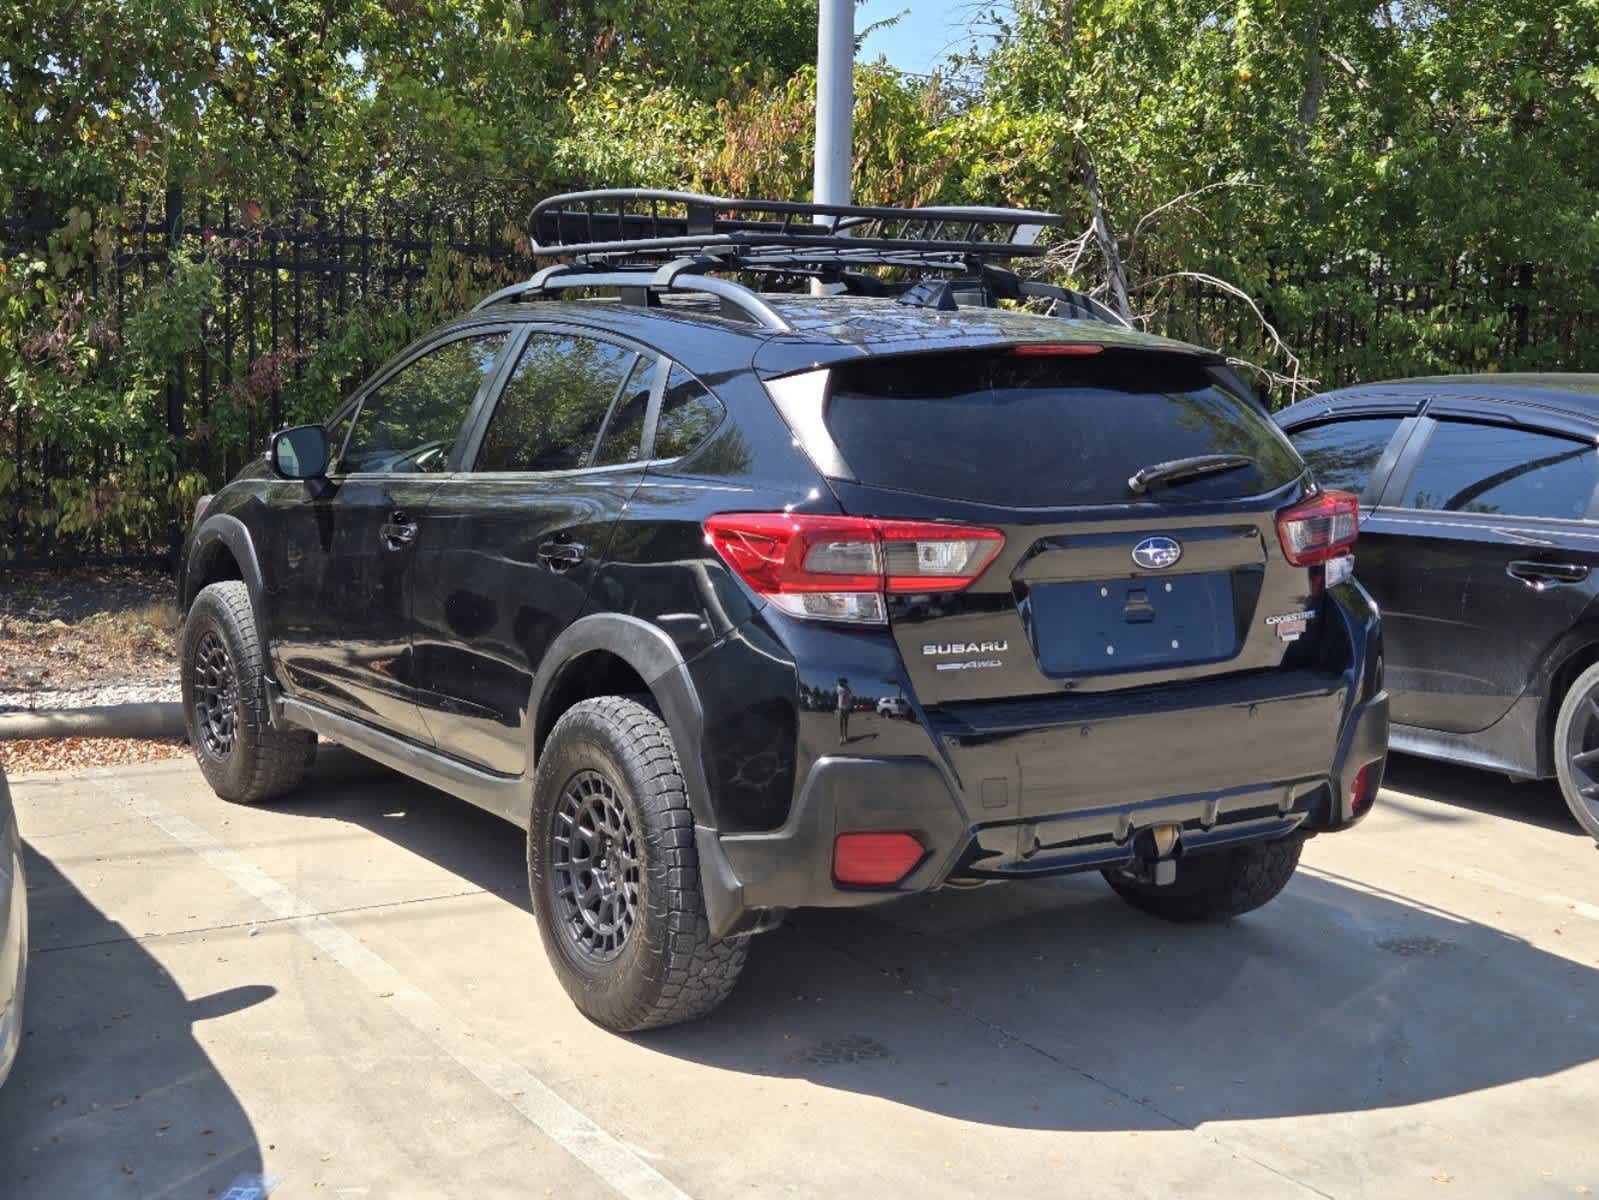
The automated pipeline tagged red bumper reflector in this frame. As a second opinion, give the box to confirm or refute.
[833,832,925,886]
[1350,763,1379,814]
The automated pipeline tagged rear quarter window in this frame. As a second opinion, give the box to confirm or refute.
[824,350,1304,507]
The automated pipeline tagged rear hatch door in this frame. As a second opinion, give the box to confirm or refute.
[816,347,1319,706]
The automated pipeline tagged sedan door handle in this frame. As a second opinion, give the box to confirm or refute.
[381,512,419,550]
[1507,560,1589,590]
[538,539,587,572]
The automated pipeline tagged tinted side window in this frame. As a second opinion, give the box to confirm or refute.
[1400,420,1599,519]
[1287,417,1403,494]
[476,334,635,472]
[593,357,656,466]
[654,366,725,459]
[341,333,507,474]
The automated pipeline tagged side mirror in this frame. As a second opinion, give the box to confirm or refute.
[269,425,329,481]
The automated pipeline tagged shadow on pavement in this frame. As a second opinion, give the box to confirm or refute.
[1383,751,1584,836]
[274,747,1599,1134]
[0,843,268,1198]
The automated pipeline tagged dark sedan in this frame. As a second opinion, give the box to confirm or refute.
[1277,374,1599,839]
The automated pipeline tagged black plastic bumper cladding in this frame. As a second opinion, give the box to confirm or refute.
[710,686,1388,916]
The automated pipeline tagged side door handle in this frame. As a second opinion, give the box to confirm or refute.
[1507,560,1589,590]
[381,510,419,550]
[538,538,587,572]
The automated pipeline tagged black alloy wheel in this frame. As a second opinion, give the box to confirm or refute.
[192,629,239,760]
[549,769,642,962]
[1556,665,1599,841]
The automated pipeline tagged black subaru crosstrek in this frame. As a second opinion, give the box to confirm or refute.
[178,191,1388,1031]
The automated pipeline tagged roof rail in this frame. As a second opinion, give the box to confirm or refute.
[471,260,794,330]
[472,189,1129,329]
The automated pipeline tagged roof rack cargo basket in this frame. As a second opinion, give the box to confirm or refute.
[528,189,1060,271]
[471,188,1127,329]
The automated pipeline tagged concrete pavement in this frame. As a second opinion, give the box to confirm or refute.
[0,749,1595,1198]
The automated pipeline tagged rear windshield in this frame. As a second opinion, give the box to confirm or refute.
[825,350,1304,507]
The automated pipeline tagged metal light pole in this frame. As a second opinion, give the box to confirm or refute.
[812,0,853,293]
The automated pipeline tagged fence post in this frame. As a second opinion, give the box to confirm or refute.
[165,187,186,565]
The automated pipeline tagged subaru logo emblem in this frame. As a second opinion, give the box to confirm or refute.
[1132,536,1182,570]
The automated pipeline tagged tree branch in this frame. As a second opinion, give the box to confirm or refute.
[1138,271,1316,398]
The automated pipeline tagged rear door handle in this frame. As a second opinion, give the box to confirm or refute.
[1507,560,1589,590]
[381,511,418,550]
[538,538,586,572]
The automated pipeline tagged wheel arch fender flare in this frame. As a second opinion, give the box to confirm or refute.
[527,613,712,828]
[184,514,272,647]
[526,614,753,938]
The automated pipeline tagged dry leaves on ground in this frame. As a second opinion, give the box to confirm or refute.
[0,566,178,693]
[0,737,191,775]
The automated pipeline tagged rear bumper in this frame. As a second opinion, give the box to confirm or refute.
[712,686,1388,922]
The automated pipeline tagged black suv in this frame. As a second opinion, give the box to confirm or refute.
[178,191,1388,1031]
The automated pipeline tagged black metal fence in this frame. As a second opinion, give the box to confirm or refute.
[2,190,533,565]
[3,191,1595,567]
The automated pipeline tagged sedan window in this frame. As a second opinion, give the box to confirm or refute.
[1399,420,1599,520]
[1286,416,1404,495]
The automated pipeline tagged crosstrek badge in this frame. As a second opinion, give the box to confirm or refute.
[1265,609,1317,642]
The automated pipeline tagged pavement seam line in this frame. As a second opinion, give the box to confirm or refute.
[29,886,508,956]
[96,776,693,1200]
[799,921,1339,1200]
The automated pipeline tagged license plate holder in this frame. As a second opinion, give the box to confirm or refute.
[1028,573,1238,676]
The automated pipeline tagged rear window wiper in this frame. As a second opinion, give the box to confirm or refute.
[1127,453,1256,496]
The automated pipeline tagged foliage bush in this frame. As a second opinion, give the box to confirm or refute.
[3,0,1597,558]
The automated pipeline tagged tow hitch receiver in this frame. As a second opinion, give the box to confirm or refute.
[1147,823,1181,886]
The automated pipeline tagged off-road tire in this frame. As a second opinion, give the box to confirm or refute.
[1551,660,1599,841]
[181,581,313,804]
[1103,835,1304,922]
[528,696,746,1031]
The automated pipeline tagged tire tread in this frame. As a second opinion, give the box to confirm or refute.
[182,581,312,804]
[530,696,745,1031]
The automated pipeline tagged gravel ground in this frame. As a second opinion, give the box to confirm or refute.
[0,564,178,713]
[0,680,182,713]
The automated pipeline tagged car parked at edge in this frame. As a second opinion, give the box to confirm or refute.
[0,763,27,1087]
[176,191,1388,1031]
[1277,373,1599,839]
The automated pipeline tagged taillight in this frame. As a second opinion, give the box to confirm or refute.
[1277,489,1359,566]
[193,494,213,526]
[704,512,1004,624]
[833,832,925,886]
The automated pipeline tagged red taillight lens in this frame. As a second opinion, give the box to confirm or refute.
[833,832,925,886]
[1277,489,1359,566]
[704,513,1004,624]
